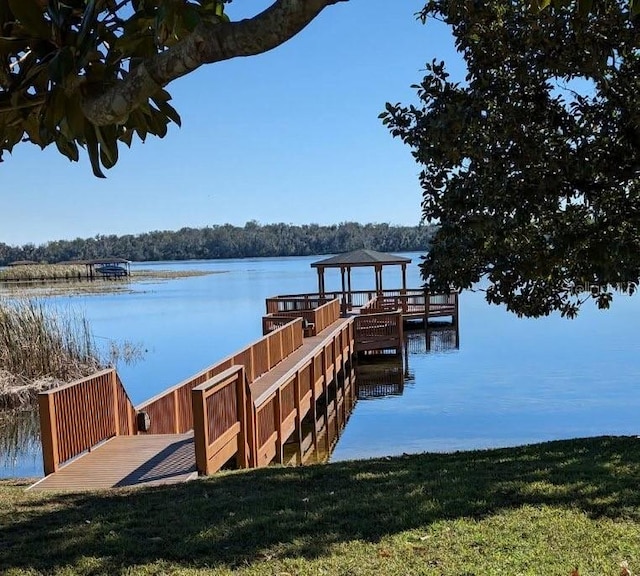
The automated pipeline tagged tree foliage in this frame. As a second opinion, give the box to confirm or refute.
[0,0,342,176]
[0,221,435,265]
[382,0,640,317]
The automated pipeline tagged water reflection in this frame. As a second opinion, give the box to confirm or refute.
[424,324,460,353]
[0,409,40,475]
[356,359,405,399]
[283,362,357,465]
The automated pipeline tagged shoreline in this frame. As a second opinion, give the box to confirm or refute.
[0,268,228,297]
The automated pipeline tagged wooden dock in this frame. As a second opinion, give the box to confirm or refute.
[32,311,356,491]
[32,287,458,492]
[30,433,196,492]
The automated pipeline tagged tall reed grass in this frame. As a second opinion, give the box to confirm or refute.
[0,299,102,408]
[0,264,86,283]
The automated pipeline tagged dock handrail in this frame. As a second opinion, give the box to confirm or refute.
[269,289,428,311]
[262,299,340,337]
[250,319,354,467]
[353,310,404,354]
[136,317,304,435]
[265,296,331,314]
[39,368,136,474]
[191,365,250,474]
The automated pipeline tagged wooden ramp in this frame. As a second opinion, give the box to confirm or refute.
[29,433,196,492]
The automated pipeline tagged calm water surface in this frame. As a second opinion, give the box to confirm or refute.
[2,254,639,478]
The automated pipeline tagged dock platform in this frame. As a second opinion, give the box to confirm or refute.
[29,433,196,492]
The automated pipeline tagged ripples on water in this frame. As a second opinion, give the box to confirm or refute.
[2,254,640,478]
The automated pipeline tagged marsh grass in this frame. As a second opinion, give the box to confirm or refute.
[0,298,99,381]
[0,298,101,408]
[0,268,222,298]
[1,436,639,575]
[0,264,86,283]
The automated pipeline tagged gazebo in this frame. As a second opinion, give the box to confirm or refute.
[311,249,411,304]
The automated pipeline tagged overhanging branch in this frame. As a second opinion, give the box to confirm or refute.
[81,0,348,125]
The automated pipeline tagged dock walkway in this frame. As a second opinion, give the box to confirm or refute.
[29,433,196,492]
[30,318,352,492]
[251,317,350,404]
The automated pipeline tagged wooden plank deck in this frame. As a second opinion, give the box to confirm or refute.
[29,433,196,492]
[251,317,352,405]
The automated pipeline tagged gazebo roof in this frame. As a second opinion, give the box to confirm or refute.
[311,249,411,269]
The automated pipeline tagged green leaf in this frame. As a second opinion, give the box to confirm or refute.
[48,47,75,84]
[151,92,181,127]
[55,136,80,162]
[44,87,66,130]
[0,37,30,54]
[85,123,106,178]
[77,0,97,55]
[7,0,50,39]
[578,0,593,16]
[119,126,134,148]
[95,124,118,168]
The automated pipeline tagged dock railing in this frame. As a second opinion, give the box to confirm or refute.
[262,299,340,337]
[39,368,136,474]
[251,319,353,468]
[192,365,249,474]
[427,291,458,316]
[353,310,404,354]
[265,296,331,314]
[358,290,458,317]
[270,290,429,313]
[136,318,304,435]
[37,312,360,478]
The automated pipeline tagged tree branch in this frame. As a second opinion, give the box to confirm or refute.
[81,0,348,125]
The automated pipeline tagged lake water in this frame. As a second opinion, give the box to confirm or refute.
[2,253,639,478]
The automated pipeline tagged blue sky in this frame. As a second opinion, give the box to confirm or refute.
[1,0,465,246]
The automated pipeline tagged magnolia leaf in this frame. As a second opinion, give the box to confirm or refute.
[55,136,80,162]
[7,0,50,40]
[77,0,98,49]
[84,124,106,178]
[577,0,593,16]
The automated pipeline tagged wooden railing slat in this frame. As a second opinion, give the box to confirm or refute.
[38,368,137,473]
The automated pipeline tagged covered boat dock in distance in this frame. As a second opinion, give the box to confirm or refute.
[85,257,131,279]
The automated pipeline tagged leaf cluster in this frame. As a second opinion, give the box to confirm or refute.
[381,0,640,317]
[383,0,640,317]
[0,0,229,176]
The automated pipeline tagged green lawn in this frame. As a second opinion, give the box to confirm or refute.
[1,436,639,575]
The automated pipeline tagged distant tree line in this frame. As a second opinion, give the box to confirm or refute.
[0,222,435,266]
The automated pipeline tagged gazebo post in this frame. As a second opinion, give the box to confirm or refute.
[310,250,412,307]
[340,267,347,315]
